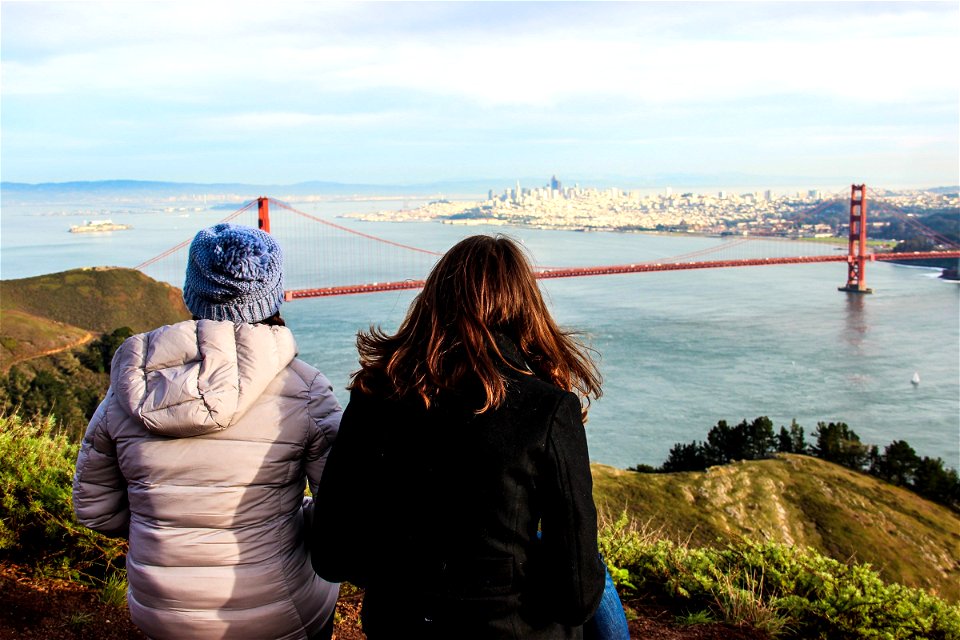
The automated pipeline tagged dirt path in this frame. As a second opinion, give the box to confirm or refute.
[2,331,95,371]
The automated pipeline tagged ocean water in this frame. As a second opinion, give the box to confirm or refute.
[2,200,958,469]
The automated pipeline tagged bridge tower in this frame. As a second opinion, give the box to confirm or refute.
[257,197,270,233]
[838,184,873,293]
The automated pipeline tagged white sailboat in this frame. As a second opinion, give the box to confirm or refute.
[911,372,920,386]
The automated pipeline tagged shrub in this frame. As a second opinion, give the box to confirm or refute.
[597,515,960,639]
[596,509,661,590]
[0,412,127,583]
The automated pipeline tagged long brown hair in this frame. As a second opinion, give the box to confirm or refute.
[350,234,602,414]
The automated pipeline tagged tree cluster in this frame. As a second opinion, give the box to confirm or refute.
[0,327,132,440]
[878,209,960,245]
[657,417,769,472]
[634,417,959,512]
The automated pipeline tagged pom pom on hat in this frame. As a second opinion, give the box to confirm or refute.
[183,223,284,323]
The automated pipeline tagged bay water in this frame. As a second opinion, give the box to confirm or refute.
[2,199,958,469]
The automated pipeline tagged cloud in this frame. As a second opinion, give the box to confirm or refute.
[1,2,957,184]
[3,2,956,106]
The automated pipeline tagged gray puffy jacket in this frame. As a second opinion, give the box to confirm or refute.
[73,319,341,640]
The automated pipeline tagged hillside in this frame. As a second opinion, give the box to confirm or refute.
[0,268,191,435]
[0,309,93,372]
[1,267,190,338]
[592,454,960,602]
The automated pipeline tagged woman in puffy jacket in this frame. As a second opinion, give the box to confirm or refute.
[312,234,625,639]
[73,223,341,640]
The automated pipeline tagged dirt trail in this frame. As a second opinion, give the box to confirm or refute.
[2,332,95,371]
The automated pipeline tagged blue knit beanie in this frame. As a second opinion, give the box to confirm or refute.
[183,223,285,323]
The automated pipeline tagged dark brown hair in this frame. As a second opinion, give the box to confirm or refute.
[350,235,602,414]
[192,312,285,327]
[256,312,286,327]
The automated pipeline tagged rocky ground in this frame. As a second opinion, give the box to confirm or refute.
[0,562,769,639]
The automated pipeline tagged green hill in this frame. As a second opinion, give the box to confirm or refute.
[0,267,189,337]
[592,454,960,602]
[0,268,191,435]
[0,309,93,371]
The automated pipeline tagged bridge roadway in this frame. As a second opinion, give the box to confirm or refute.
[283,250,960,300]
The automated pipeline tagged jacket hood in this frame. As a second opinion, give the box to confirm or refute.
[109,319,297,437]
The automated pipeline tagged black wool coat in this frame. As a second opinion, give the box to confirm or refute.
[311,339,605,639]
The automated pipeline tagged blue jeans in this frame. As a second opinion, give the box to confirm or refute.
[584,563,630,640]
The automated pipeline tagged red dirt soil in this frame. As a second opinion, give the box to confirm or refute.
[0,562,769,639]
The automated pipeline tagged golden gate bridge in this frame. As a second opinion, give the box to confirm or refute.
[135,185,960,299]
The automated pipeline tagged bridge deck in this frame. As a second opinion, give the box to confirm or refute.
[284,250,960,299]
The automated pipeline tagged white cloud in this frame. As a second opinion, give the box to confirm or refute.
[1,2,957,183]
[3,3,956,107]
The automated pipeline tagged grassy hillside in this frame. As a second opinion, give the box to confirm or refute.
[1,268,191,435]
[1,267,189,336]
[592,454,960,602]
[0,309,92,371]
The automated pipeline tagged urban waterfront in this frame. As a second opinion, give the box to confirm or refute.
[2,200,958,470]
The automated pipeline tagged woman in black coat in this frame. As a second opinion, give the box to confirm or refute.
[312,235,612,639]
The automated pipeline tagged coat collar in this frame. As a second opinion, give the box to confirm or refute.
[492,332,531,373]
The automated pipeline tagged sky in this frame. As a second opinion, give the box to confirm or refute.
[1,1,958,189]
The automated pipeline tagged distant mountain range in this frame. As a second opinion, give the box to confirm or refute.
[7,176,953,203]
[0,178,489,201]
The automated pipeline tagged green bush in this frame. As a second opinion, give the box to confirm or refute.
[0,412,126,583]
[598,513,960,639]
